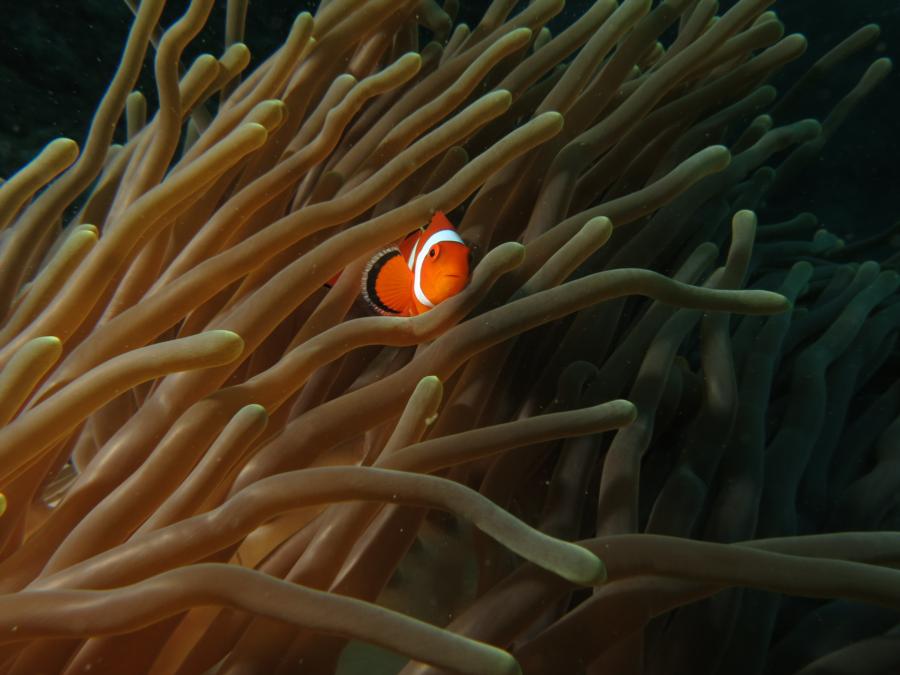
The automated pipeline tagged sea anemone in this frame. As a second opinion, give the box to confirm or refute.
[0,1,897,673]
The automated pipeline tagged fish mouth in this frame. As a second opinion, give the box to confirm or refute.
[445,274,462,278]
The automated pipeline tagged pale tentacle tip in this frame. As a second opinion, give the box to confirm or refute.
[580,553,608,586]
[539,111,565,131]
[609,399,638,424]
[489,649,522,675]
[416,376,443,423]
[195,54,219,68]
[705,145,732,168]
[786,33,809,50]
[509,27,533,42]
[48,137,79,158]
[207,330,245,360]
[493,241,526,266]
[491,89,513,108]
[562,548,608,587]
[766,292,794,313]
[583,216,613,241]
[260,98,287,110]
[397,52,423,69]
[239,403,268,419]
[75,223,99,237]
[33,336,62,349]
[594,557,608,585]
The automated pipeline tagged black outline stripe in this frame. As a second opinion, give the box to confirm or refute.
[362,248,403,315]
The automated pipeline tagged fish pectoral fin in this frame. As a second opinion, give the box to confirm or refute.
[362,248,412,315]
[325,271,341,288]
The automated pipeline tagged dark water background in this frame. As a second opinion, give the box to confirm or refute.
[0,0,897,240]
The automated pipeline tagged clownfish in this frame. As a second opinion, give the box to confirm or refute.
[360,212,471,316]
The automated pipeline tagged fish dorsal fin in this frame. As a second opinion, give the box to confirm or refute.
[361,248,412,315]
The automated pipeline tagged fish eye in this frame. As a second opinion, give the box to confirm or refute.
[429,245,440,258]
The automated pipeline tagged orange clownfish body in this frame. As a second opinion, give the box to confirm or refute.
[361,212,471,316]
